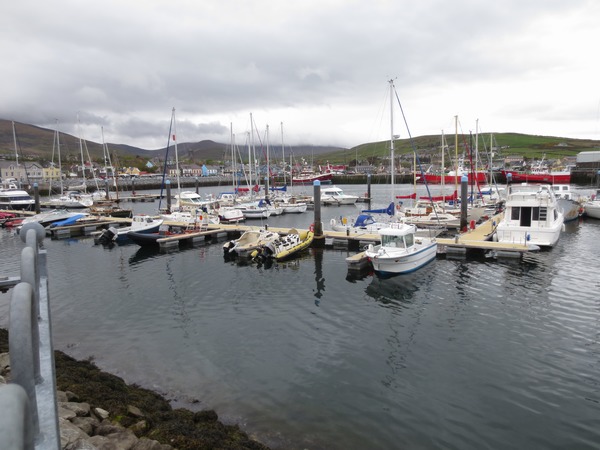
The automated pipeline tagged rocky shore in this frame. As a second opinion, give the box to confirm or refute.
[0,328,271,450]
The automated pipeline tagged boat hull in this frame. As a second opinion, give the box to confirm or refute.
[366,241,437,276]
[584,202,600,219]
[291,173,333,185]
[501,170,571,184]
[421,172,487,185]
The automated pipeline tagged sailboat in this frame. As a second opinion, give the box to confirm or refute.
[365,80,438,276]
[45,120,94,209]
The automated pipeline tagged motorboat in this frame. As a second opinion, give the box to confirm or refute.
[552,184,583,222]
[320,186,358,205]
[0,181,35,210]
[494,183,564,247]
[223,227,280,258]
[95,214,164,245]
[19,209,86,228]
[583,189,600,219]
[45,190,94,209]
[365,222,437,276]
[252,227,315,262]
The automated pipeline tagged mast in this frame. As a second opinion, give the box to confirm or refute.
[249,113,254,197]
[172,108,181,196]
[454,115,459,195]
[230,123,235,191]
[12,121,19,184]
[389,79,395,201]
[265,124,270,200]
[280,122,286,186]
[77,113,86,190]
[56,120,63,195]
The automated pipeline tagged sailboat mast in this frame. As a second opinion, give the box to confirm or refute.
[454,115,459,195]
[12,121,18,175]
[389,79,395,201]
[230,123,235,191]
[265,124,270,200]
[57,120,63,195]
[280,122,286,186]
[77,113,86,188]
[172,108,181,195]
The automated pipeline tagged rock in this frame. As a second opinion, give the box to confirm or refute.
[71,416,100,436]
[61,401,91,417]
[65,437,99,450]
[88,435,113,448]
[66,390,81,402]
[105,430,139,449]
[0,352,10,374]
[96,422,126,436]
[127,405,144,418]
[57,390,69,402]
[59,417,90,449]
[94,407,110,420]
[132,437,173,450]
[129,420,148,435]
[59,405,78,421]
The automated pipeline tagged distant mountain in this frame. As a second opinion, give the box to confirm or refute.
[0,119,347,163]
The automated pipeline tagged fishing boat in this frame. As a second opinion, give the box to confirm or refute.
[501,155,571,184]
[223,227,280,258]
[365,222,437,276]
[95,214,164,245]
[494,183,564,247]
[251,226,314,262]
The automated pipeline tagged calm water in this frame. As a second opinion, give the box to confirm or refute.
[1,184,600,449]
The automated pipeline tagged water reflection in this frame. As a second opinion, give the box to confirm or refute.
[365,271,425,306]
[129,246,161,265]
[312,248,325,306]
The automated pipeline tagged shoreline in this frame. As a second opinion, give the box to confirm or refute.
[0,328,271,450]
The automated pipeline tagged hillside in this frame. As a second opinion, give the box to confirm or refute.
[1,119,598,167]
[0,119,345,164]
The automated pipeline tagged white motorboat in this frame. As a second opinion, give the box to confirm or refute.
[20,209,87,228]
[552,184,583,222]
[45,190,94,209]
[320,186,359,205]
[95,214,164,245]
[495,183,564,247]
[0,181,35,210]
[583,189,600,219]
[365,222,437,276]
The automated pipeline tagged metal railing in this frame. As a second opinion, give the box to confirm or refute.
[0,223,60,450]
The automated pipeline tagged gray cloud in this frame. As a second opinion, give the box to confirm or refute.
[1,0,598,149]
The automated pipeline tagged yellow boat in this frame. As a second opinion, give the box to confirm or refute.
[252,226,314,261]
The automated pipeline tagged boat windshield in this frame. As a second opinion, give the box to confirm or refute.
[382,234,411,248]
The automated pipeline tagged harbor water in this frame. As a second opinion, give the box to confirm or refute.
[1,183,600,449]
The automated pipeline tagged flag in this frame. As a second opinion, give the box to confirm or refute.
[172,134,176,141]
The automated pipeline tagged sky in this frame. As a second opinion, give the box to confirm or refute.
[2,0,599,150]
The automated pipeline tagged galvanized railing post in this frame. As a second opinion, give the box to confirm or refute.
[9,282,40,438]
[0,384,34,450]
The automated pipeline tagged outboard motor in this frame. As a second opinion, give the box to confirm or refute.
[98,226,118,246]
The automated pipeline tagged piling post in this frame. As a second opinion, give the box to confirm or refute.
[367,173,372,207]
[460,175,468,232]
[313,180,324,246]
[166,179,172,214]
[105,178,110,200]
[33,183,40,214]
[195,177,199,194]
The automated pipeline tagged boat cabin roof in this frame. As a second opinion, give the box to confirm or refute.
[378,222,416,236]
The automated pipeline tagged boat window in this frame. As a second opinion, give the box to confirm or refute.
[532,207,540,221]
[405,234,414,247]
[511,207,520,221]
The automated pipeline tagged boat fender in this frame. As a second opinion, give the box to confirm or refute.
[330,218,336,227]
[309,223,315,232]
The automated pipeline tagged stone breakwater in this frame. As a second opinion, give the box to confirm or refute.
[0,329,270,450]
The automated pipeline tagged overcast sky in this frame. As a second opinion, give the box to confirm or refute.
[2,0,599,150]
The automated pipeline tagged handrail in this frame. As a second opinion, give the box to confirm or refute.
[0,222,60,449]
